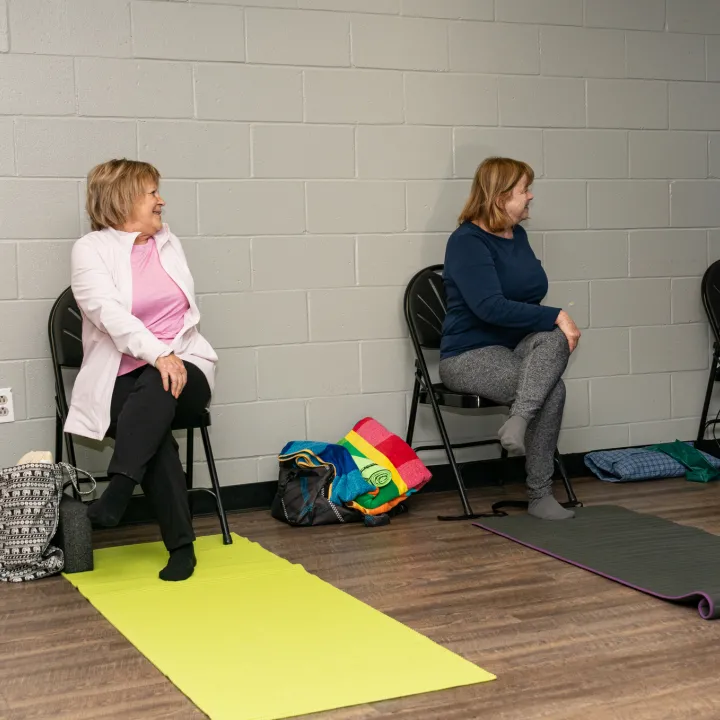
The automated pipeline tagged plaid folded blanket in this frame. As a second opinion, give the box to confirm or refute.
[338,417,432,515]
[585,444,720,483]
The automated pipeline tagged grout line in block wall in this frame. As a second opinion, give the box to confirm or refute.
[300,70,307,123]
[708,132,712,181]
[127,0,134,49]
[445,21,451,72]
[403,182,409,231]
[348,14,354,68]
[243,7,249,63]
[352,125,358,178]
[708,229,712,266]
[253,348,260,403]
[194,183,200,236]
[354,235,360,286]
[585,181,590,229]
[626,129,630,179]
[302,181,308,234]
[305,290,312,343]
[10,118,17,177]
[72,58,80,116]
[191,64,198,120]
[16,51,720,83]
[3,0,8,52]
[706,36,710,83]
[451,127,456,178]
[13,240,19,300]
[623,31,628,79]
[18,361,28,420]
[247,238,255,292]
[401,72,407,125]
[248,124,255,179]
[77,181,84,234]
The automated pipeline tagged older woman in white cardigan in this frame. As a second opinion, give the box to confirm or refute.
[66,159,218,581]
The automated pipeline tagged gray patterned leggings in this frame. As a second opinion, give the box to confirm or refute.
[439,329,570,500]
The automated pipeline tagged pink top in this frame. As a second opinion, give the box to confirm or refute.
[118,237,190,376]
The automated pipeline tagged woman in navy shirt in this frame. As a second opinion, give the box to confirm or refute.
[440,157,581,520]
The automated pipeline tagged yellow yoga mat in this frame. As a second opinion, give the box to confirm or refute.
[64,533,494,720]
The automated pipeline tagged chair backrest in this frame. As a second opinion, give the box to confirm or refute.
[702,260,720,345]
[404,264,446,350]
[48,286,83,369]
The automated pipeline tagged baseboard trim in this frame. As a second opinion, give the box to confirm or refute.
[114,450,591,526]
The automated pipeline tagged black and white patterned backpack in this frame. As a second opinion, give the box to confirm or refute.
[0,462,95,582]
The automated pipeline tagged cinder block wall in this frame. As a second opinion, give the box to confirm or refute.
[1,0,720,480]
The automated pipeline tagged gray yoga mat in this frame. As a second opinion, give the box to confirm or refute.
[474,505,720,619]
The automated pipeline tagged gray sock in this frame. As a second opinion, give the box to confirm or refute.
[528,495,575,520]
[498,415,527,455]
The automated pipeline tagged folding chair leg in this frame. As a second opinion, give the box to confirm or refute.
[186,429,194,490]
[492,448,582,514]
[65,427,77,469]
[555,449,582,508]
[423,388,504,521]
[697,345,719,443]
[186,428,195,515]
[200,427,232,545]
[55,408,63,464]
[406,376,421,446]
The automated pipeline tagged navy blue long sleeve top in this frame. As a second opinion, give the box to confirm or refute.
[440,222,561,359]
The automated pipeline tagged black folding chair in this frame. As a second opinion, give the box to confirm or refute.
[697,260,720,443]
[48,287,232,545]
[404,265,581,521]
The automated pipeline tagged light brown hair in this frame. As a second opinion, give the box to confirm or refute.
[86,159,161,232]
[458,157,535,233]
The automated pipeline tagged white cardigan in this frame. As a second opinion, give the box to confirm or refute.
[65,225,218,441]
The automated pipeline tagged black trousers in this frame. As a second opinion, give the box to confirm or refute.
[106,362,211,551]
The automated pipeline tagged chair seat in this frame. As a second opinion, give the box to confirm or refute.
[171,408,211,431]
[419,383,503,410]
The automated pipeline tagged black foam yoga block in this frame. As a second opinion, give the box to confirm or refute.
[55,495,94,574]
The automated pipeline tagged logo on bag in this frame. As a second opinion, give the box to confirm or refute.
[354,457,392,488]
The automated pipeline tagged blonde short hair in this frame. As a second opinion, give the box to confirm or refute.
[86,159,161,232]
[458,157,535,234]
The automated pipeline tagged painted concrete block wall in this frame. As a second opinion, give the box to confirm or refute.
[1,0,720,483]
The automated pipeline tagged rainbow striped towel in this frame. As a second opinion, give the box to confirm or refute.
[338,417,432,515]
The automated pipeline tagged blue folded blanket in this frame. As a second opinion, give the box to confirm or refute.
[585,445,720,482]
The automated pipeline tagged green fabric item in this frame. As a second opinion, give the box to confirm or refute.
[646,440,720,483]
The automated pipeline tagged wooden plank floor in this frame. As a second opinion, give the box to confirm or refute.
[3,477,720,720]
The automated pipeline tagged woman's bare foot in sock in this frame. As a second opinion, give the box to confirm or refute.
[498,415,527,455]
[528,495,575,520]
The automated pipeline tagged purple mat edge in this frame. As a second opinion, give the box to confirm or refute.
[472,521,715,620]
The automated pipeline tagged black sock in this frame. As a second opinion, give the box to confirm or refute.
[87,474,136,527]
[159,544,196,582]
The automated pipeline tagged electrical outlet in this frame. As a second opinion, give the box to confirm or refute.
[0,388,14,423]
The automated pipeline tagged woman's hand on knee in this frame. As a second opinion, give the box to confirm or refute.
[155,353,187,398]
[555,310,581,353]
